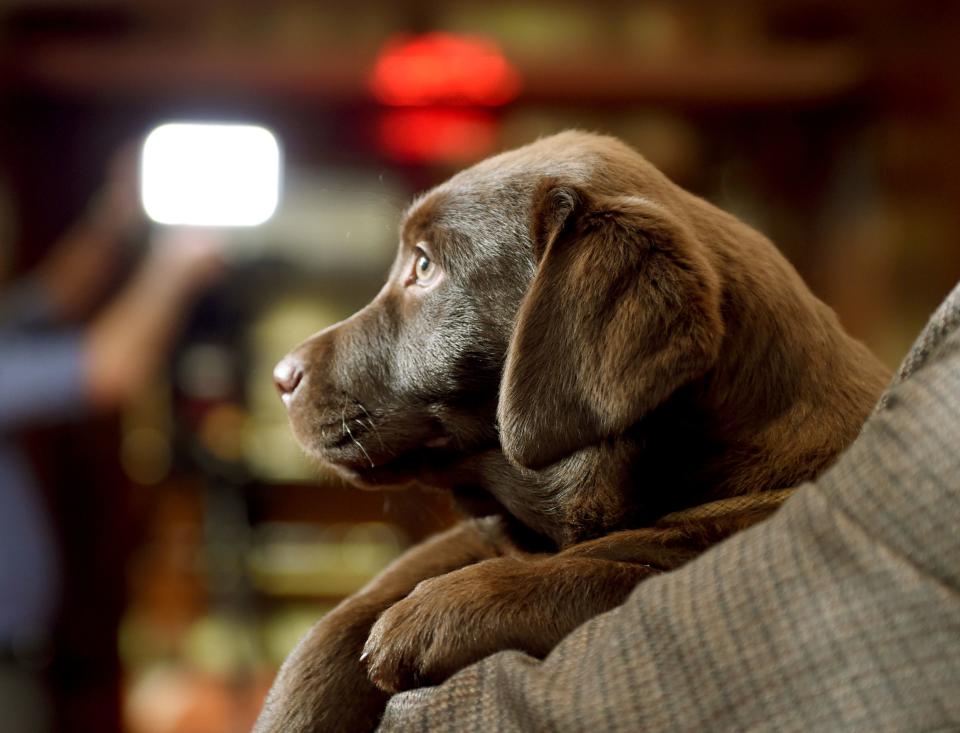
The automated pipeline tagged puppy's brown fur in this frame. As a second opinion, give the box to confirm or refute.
[255,132,890,732]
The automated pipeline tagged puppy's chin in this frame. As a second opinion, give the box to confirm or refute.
[286,404,494,491]
[317,445,467,491]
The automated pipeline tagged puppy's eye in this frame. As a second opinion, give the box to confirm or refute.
[416,254,434,279]
[411,244,439,286]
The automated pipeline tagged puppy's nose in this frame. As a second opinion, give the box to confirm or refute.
[273,357,304,403]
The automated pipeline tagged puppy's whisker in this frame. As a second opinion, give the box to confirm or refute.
[343,411,375,468]
[356,402,387,452]
[357,417,387,453]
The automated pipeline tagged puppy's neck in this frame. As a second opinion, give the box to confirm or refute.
[439,441,654,549]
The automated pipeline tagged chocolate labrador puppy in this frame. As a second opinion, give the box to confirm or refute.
[255,131,890,732]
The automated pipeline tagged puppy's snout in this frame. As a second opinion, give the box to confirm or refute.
[273,356,304,405]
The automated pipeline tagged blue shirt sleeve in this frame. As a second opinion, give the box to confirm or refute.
[0,278,89,430]
[0,329,89,431]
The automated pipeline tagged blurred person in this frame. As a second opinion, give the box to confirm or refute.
[0,153,223,732]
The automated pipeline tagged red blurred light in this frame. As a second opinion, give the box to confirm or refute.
[377,109,498,164]
[370,33,520,107]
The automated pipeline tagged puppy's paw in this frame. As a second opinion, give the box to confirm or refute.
[361,559,529,694]
[360,584,442,693]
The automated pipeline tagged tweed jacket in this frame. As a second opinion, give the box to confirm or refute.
[379,282,960,732]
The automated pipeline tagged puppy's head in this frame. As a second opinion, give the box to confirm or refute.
[275,131,722,502]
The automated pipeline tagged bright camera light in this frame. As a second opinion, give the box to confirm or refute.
[141,122,281,227]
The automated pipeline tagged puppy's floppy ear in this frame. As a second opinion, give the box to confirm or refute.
[497,182,724,470]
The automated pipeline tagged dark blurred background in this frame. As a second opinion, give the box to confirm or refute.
[1,1,958,731]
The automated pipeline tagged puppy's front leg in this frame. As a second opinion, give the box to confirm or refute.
[361,491,795,694]
[253,516,514,733]
[362,554,656,693]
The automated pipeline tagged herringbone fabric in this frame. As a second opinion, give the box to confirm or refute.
[379,283,960,732]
